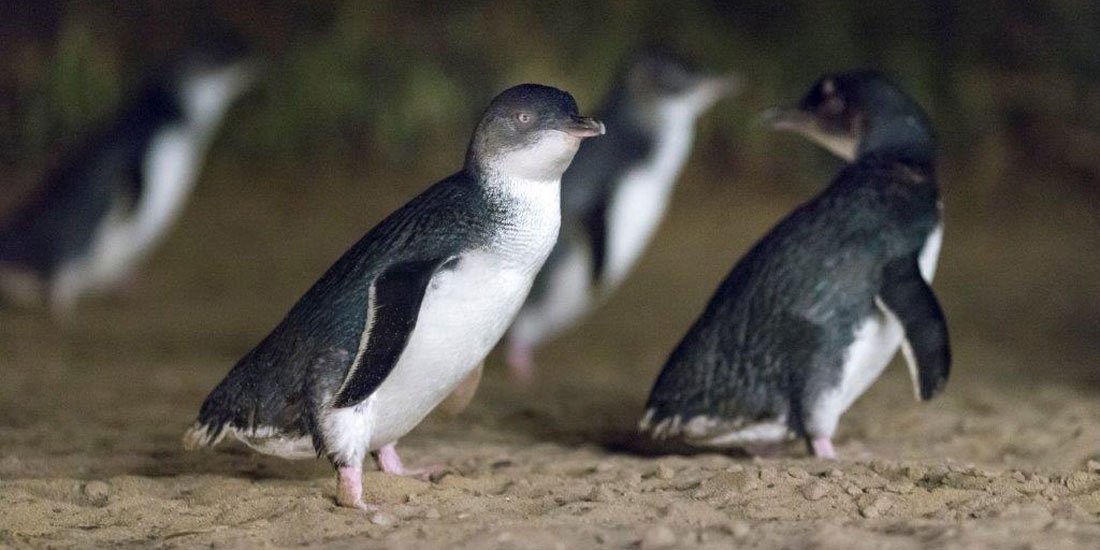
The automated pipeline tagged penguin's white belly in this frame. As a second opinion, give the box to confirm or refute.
[605,171,672,289]
[834,309,907,413]
[812,222,945,428]
[509,241,593,345]
[365,251,539,448]
[603,121,693,290]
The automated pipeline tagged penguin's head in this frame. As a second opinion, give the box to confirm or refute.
[620,48,740,123]
[763,71,933,162]
[468,84,605,182]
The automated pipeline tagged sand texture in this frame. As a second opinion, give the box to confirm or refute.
[2,165,1098,548]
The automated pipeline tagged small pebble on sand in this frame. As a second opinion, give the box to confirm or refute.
[787,467,810,480]
[801,480,829,501]
[859,495,894,518]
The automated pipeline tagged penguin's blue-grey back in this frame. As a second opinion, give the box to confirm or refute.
[645,158,941,436]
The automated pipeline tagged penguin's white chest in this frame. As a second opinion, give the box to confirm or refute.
[828,222,945,416]
[603,119,694,289]
[364,186,560,449]
[363,251,539,447]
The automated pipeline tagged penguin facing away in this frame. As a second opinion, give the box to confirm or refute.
[184,84,604,510]
[0,52,257,318]
[505,49,738,382]
[640,71,949,459]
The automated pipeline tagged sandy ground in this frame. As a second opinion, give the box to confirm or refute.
[2,156,1099,549]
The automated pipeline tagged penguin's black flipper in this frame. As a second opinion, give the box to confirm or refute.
[331,257,452,408]
[878,256,950,401]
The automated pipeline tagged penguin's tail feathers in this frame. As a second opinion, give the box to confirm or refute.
[638,407,681,440]
[182,421,228,451]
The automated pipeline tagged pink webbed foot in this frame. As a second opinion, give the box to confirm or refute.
[376,443,445,481]
[506,339,536,385]
[810,436,838,460]
[336,465,378,511]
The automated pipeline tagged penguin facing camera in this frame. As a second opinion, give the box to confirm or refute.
[641,71,949,460]
[506,47,739,382]
[184,84,604,510]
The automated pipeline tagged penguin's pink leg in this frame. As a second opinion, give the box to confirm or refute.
[376,443,445,481]
[506,338,536,385]
[336,465,377,510]
[810,436,837,459]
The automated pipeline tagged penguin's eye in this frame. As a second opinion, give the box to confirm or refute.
[515,112,533,124]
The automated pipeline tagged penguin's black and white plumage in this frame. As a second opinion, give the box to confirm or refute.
[183,84,604,510]
[505,50,737,382]
[0,54,256,317]
[640,71,949,459]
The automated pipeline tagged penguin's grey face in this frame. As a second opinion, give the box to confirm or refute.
[177,59,258,131]
[764,71,933,162]
[627,53,740,122]
[470,84,604,182]
[763,75,864,162]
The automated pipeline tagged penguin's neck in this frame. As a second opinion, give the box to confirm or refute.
[473,164,562,208]
[467,137,579,190]
[857,115,935,167]
[179,91,236,143]
[616,97,700,177]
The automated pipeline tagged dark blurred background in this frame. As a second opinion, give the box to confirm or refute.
[1,1,1097,384]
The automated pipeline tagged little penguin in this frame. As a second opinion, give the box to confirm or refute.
[640,71,949,459]
[0,51,257,317]
[183,84,604,510]
[505,49,738,382]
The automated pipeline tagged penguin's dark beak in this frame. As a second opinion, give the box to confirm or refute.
[758,106,814,132]
[562,115,606,138]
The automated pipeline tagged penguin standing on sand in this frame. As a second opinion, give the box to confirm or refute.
[0,53,256,317]
[505,49,738,382]
[184,84,604,510]
[641,71,949,459]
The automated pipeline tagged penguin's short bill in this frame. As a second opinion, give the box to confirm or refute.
[641,71,949,460]
[506,47,739,382]
[184,84,602,510]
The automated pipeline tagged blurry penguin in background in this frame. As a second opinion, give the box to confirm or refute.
[641,71,949,459]
[0,46,257,318]
[505,48,739,382]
